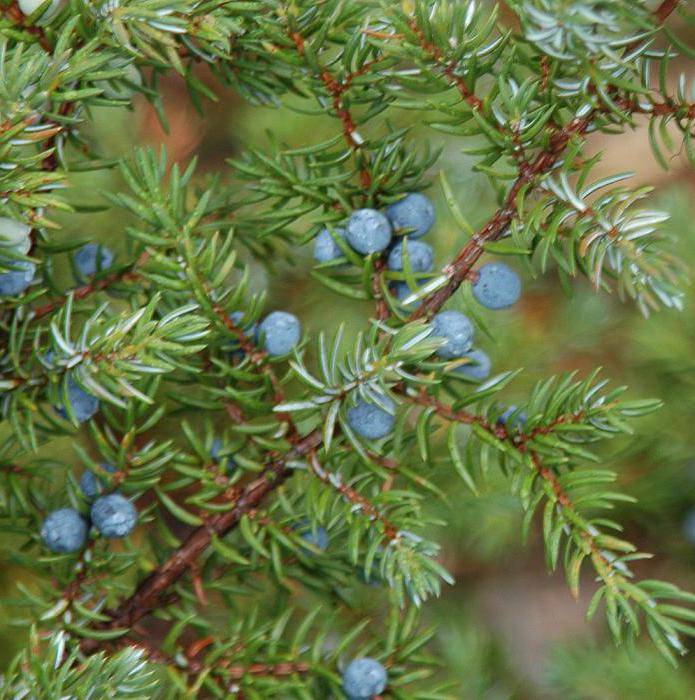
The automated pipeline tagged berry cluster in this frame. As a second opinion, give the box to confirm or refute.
[335,192,524,441]
[40,464,137,553]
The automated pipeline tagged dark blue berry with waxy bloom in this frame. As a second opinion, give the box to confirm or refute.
[346,209,392,254]
[73,243,114,281]
[342,658,388,700]
[387,239,434,273]
[80,463,116,499]
[56,378,99,424]
[347,395,395,440]
[297,522,329,552]
[472,262,521,310]
[385,192,435,239]
[91,493,137,539]
[314,226,347,263]
[40,507,88,553]
[454,349,491,381]
[431,310,474,359]
[258,311,301,356]
[498,405,527,431]
[211,438,235,475]
[0,260,35,297]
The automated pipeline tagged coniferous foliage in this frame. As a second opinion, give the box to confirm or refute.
[0,0,694,696]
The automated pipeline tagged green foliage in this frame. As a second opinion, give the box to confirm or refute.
[0,0,694,696]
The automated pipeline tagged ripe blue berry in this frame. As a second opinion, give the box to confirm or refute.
[385,192,435,239]
[346,395,395,440]
[387,239,434,273]
[73,243,114,281]
[391,280,425,306]
[0,217,31,250]
[314,226,347,263]
[342,658,388,700]
[258,311,301,356]
[91,494,137,539]
[0,260,35,297]
[472,262,521,310]
[431,310,474,359]
[498,406,527,432]
[346,209,392,254]
[454,349,491,381]
[80,463,116,499]
[56,378,100,424]
[40,507,88,554]
[211,438,235,475]
[297,522,329,552]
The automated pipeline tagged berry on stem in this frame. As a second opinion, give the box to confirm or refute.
[346,209,392,254]
[385,192,435,239]
[431,310,474,359]
[91,494,137,539]
[55,378,99,424]
[73,243,114,281]
[387,239,434,273]
[472,262,521,310]
[296,521,329,552]
[454,348,491,381]
[346,395,396,440]
[342,658,388,700]
[79,463,116,499]
[18,0,61,21]
[40,508,88,554]
[0,260,35,297]
[498,405,527,431]
[314,226,347,263]
[257,311,301,356]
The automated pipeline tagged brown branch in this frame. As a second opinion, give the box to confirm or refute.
[80,429,322,655]
[654,0,681,25]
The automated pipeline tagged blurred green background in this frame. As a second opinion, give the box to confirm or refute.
[2,15,695,698]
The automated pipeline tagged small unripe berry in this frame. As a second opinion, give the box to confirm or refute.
[0,260,35,297]
[387,239,434,273]
[346,209,392,254]
[73,243,114,281]
[211,438,235,475]
[91,494,137,539]
[314,226,347,263]
[498,405,527,432]
[80,463,116,499]
[0,217,31,250]
[342,658,388,700]
[385,192,435,239]
[41,507,88,554]
[431,310,474,359]
[346,395,395,440]
[472,262,521,310]
[56,378,100,424]
[258,311,301,356]
[18,0,61,21]
[454,349,491,381]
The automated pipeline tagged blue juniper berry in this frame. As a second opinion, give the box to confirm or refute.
[257,311,301,357]
[385,192,435,239]
[314,226,347,263]
[40,507,88,554]
[454,349,491,381]
[73,243,114,282]
[346,394,396,440]
[472,262,521,310]
[346,209,392,254]
[0,260,35,297]
[80,463,116,499]
[387,239,434,273]
[91,493,137,539]
[342,658,388,700]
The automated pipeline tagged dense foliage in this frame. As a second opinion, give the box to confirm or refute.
[0,0,694,696]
